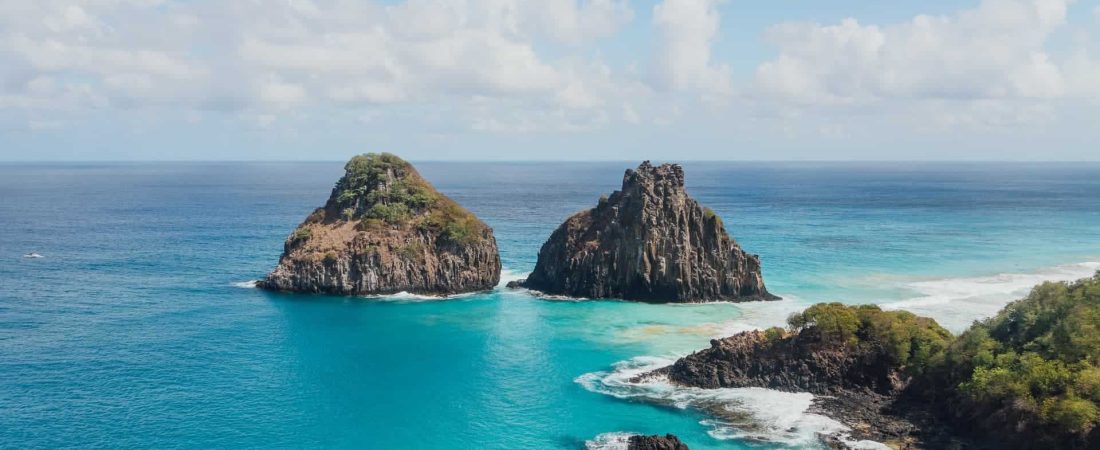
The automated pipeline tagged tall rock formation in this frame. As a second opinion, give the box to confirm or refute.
[513,161,775,302]
[259,153,500,296]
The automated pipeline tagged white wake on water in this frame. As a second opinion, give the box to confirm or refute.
[578,260,1100,448]
[576,356,888,449]
[882,261,1100,331]
[496,269,527,288]
[701,261,1100,335]
[584,432,633,450]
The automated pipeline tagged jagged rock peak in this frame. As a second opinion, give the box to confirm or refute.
[622,160,685,196]
[514,161,776,303]
[259,152,501,296]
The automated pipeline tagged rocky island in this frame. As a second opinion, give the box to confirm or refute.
[511,161,775,302]
[259,153,500,296]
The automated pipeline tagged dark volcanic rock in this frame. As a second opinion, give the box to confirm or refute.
[627,434,689,450]
[661,330,905,395]
[643,330,973,449]
[515,161,775,302]
[259,153,500,296]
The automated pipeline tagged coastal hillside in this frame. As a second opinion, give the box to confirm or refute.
[644,303,955,448]
[929,273,1100,448]
[515,161,775,302]
[647,273,1100,449]
[260,153,500,296]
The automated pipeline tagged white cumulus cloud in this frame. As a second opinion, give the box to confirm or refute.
[752,0,1076,105]
[651,0,731,96]
[0,0,639,131]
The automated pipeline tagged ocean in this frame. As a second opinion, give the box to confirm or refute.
[2,161,1099,449]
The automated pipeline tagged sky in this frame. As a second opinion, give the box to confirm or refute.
[1,0,1099,161]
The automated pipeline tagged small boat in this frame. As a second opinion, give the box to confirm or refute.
[23,252,43,258]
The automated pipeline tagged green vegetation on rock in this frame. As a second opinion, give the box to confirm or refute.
[770,275,1100,447]
[324,153,487,242]
[930,273,1100,444]
[332,153,438,219]
[787,302,953,376]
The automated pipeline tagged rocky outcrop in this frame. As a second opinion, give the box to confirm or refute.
[259,153,500,296]
[659,330,906,395]
[513,161,775,302]
[641,327,971,449]
[627,434,689,450]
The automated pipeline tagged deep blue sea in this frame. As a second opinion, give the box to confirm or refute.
[2,162,1100,449]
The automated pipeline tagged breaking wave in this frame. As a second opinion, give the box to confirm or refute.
[882,261,1100,331]
[496,269,527,288]
[576,356,888,449]
[584,432,634,450]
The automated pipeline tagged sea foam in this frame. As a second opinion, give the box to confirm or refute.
[497,269,527,288]
[883,261,1100,331]
[576,356,887,449]
[704,261,1100,335]
[584,432,633,450]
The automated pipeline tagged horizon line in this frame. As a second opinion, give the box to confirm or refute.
[3,159,1100,164]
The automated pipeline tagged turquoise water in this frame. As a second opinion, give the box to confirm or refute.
[2,162,1100,449]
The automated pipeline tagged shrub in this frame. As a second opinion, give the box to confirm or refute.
[763,326,785,342]
[787,302,952,375]
[418,200,484,245]
[1075,367,1100,401]
[788,302,861,343]
[291,227,312,242]
[331,153,440,222]
[934,274,1100,443]
[365,203,410,224]
[1041,396,1100,434]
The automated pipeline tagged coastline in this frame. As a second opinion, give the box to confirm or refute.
[579,257,1100,449]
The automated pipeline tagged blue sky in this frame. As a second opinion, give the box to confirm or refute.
[1,0,1099,161]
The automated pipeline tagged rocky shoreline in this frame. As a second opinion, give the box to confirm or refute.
[636,318,974,449]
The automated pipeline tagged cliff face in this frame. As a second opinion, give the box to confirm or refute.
[660,330,906,395]
[517,161,774,302]
[260,153,500,296]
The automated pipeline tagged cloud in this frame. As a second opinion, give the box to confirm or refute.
[2,0,1096,144]
[752,0,1076,105]
[1065,49,1100,99]
[0,0,638,131]
[651,0,731,96]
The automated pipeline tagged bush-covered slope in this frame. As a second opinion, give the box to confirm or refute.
[929,273,1100,447]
